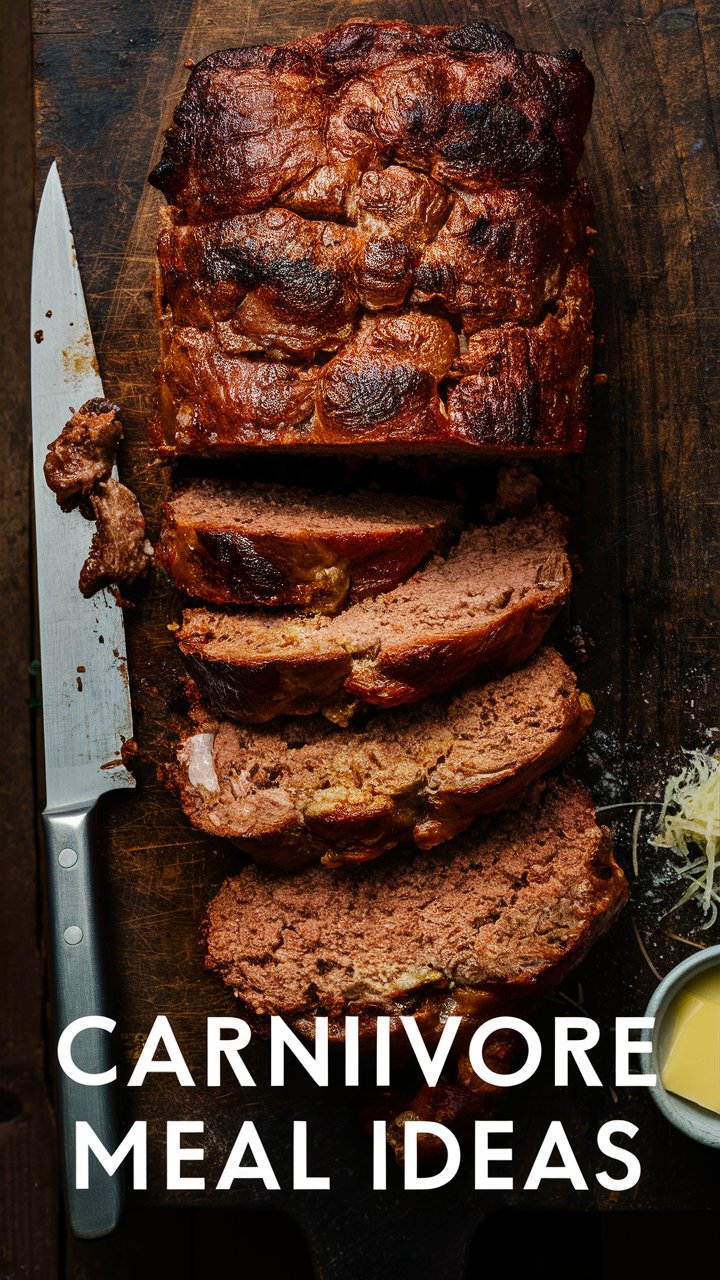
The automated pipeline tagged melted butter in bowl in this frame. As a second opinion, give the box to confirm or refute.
[644,945,720,1147]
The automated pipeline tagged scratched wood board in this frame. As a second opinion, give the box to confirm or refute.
[32,1,719,1273]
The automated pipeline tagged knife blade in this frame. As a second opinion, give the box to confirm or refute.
[31,161,134,1239]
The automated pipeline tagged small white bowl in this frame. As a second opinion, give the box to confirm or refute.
[643,944,720,1148]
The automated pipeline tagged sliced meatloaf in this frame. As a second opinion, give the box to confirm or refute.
[175,507,571,722]
[172,649,593,867]
[156,480,461,612]
[149,18,595,458]
[203,777,628,1042]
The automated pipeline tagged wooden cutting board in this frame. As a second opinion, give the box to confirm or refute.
[33,1,719,1272]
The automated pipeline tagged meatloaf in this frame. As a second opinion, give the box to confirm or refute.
[176,507,571,722]
[204,777,628,1043]
[149,18,595,458]
[156,480,461,612]
[44,398,122,505]
[78,478,150,598]
[43,399,150,598]
[172,648,593,867]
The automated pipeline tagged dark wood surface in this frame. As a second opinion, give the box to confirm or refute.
[5,0,718,1274]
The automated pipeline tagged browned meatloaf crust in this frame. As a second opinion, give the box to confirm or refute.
[149,18,594,458]
[44,398,122,505]
[203,777,628,1044]
[43,399,150,598]
[152,265,593,457]
[171,648,593,867]
[176,507,571,722]
[78,478,150,598]
[156,480,461,612]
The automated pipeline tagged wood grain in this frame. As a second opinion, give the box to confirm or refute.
[30,0,720,1272]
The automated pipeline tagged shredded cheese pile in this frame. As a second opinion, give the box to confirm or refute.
[651,750,720,929]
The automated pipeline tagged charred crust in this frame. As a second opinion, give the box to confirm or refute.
[195,530,289,602]
[83,397,121,417]
[443,22,516,54]
[318,363,431,432]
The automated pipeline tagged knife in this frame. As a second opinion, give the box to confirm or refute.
[31,162,135,1239]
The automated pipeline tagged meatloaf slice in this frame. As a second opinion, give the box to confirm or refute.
[176,508,571,722]
[156,480,461,612]
[203,777,628,1043]
[171,649,593,867]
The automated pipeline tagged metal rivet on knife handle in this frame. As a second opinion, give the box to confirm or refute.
[63,926,83,945]
[58,848,78,867]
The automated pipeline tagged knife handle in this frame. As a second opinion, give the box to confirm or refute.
[43,805,124,1239]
